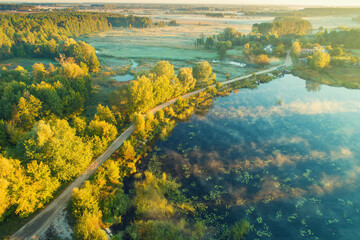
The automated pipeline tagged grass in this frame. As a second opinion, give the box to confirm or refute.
[0,58,56,70]
[292,64,360,89]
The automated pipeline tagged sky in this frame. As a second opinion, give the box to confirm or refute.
[4,0,360,6]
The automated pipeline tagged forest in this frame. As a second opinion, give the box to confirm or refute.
[0,10,190,238]
[316,29,360,49]
[0,12,156,62]
[252,17,312,36]
[0,4,36,11]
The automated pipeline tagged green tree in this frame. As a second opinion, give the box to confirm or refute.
[72,116,87,136]
[145,111,155,132]
[177,67,196,93]
[121,140,136,161]
[193,61,216,87]
[88,120,118,145]
[75,212,107,240]
[12,91,42,131]
[255,54,270,67]
[133,113,145,134]
[60,59,86,79]
[32,63,47,79]
[274,43,285,57]
[94,104,117,126]
[205,36,215,49]
[128,75,154,113]
[292,41,302,55]
[150,61,175,80]
[216,41,232,59]
[19,119,93,181]
[310,51,331,70]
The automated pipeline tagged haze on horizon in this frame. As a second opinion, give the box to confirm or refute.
[3,0,360,6]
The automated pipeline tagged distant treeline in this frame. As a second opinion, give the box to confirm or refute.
[316,29,360,49]
[0,12,163,61]
[107,14,153,28]
[0,3,36,11]
[246,8,360,17]
[252,17,312,36]
[298,8,360,16]
[206,12,225,18]
[0,12,110,61]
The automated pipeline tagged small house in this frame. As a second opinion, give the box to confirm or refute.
[301,48,316,55]
[264,44,274,54]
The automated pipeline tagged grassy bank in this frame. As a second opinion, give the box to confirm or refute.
[292,65,360,89]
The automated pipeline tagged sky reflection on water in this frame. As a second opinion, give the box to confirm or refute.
[151,75,360,239]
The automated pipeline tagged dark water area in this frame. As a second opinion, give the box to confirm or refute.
[147,74,360,239]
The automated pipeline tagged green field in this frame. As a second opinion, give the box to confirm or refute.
[82,25,262,81]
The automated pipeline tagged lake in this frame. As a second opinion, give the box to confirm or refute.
[147,74,360,239]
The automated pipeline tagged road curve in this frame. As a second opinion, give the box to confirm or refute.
[10,56,291,240]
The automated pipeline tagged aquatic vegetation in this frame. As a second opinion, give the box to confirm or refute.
[287,213,298,223]
[228,219,251,240]
[255,223,272,237]
[125,74,360,239]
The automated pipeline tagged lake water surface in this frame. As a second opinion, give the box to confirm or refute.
[149,74,360,239]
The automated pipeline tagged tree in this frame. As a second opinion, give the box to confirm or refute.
[216,41,232,59]
[32,63,47,79]
[331,47,343,57]
[274,43,285,57]
[244,43,250,56]
[0,178,9,220]
[145,111,155,132]
[72,116,87,136]
[94,104,117,126]
[75,212,107,240]
[177,67,196,94]
[152,75,174,104]
[155,109,165,121]
[193,61,216,87]
[121,140,136,160]
[0,156,60,218]
[71,182,101,219]
[205,36,215,49]
[292,41,302,55]
[12,91,42,131]
[223,27,237,41]
[47,63,57,74]
[16,160,60,216]
[133,113,145,134]
[255,54,269,67]
[88,120,118,144]
[310,51,330,70]
[150,61,175,80]
[0,120,8,148]
[19,119,93,181]
[128,75,154,113]
[102,160,120,184]
[60,59,86,79]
